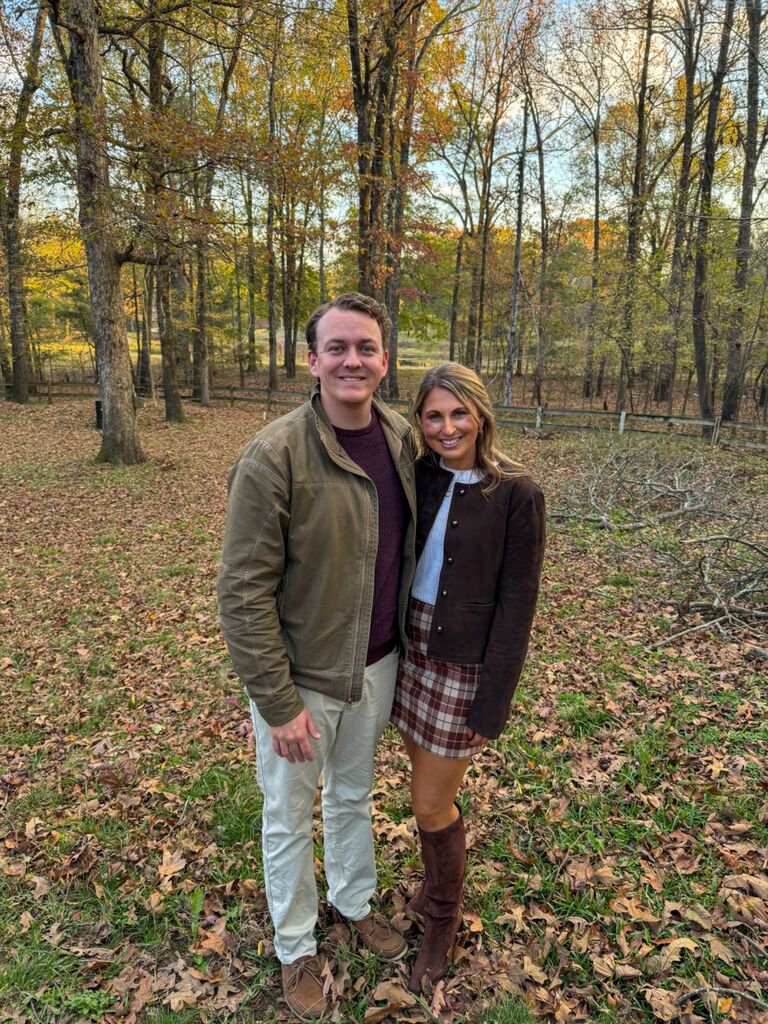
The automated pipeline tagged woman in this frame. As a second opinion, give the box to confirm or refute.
[391,362,545,994]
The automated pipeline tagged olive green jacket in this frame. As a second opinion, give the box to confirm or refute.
[217,387,417,726]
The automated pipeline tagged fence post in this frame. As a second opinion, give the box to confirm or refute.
[267,389,273,413]
[711,416,721,446]
[535,406,542,430]
[229,384,235,407]
[619,410,626,435]
[47,380,52,405]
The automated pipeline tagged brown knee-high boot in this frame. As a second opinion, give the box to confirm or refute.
[406,802,462,924]
[408,811,465,994]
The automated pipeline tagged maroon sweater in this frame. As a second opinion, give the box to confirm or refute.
[335,411,408,664]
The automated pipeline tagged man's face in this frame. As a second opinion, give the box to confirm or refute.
[308,307,389,419]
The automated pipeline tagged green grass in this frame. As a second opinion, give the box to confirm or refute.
[478,995,538,1024]
[556,692,614,737]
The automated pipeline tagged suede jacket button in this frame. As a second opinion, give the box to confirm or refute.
[458,488,466,495]
[436,625,443,633]
[450,520,458,527]
[441,590,448,598]
[446,557,454,565]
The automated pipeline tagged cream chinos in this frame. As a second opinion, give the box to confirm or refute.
[249,649,398,965]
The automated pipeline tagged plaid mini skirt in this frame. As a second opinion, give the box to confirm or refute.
[391,598,481,759]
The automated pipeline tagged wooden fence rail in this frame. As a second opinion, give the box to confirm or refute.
[5,381,767,450]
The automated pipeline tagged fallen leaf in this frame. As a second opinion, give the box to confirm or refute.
[658,937,698,972]
[591,952,616,979]
[683,903,712,930]
[721,874,768,900]
[462,910,484,933]
[611,895,661,924]
[615,962,643,979]
[705,935,734,964]
[2,860,26,877]
[158,848,187,879]
[189,917,232,956]
[644,986,680,1021]
[28,875,50,898]
[522,955,547,984]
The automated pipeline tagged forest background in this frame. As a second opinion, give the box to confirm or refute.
[2,0,768,463]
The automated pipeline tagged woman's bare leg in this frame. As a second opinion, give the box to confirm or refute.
[399,730,470,832]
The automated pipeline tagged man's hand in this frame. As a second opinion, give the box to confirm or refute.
[270,708,321,763]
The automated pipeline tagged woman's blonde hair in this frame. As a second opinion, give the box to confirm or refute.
[412,362,527,491]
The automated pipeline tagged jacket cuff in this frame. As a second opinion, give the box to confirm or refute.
[466,702,507,740]
[246,687,305,727]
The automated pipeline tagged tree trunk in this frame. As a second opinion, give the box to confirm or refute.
[530,90,548,405]
[244,173,258,372]
[465,256,480,368]
[505,97,529,405]
[658,0,700,413]
[280,191,298,378]
[192,1,244,404]
[318,173,327,305]
[384,10,421,399]
[0,303,9,397]
[691,0,736,427]
[193,233,210,405]
[147,6,183,420]
[348,0,420,300]
[583,113,601,399]
[156,264,183,421]
[618,0,654,412]
[266,38,279,391]
[55,0,144,464]
[721,0,761,421]
[449,232,465,363]
[0,3,46,405]
[139,267,155,398]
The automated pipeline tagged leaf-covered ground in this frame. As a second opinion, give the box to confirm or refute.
[1,398,767,1024]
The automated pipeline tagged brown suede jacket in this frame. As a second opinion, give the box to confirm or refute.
[413,456,545,739]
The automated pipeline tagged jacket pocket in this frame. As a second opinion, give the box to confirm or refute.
[455,601,494,658]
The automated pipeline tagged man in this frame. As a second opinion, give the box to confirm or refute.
[217,293,416,1020]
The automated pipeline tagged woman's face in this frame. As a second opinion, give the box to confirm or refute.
[419,386,482,470]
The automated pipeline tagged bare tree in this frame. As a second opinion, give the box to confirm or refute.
[655,0,709,413]
[192,1,246,406]
[691,0,737,428]
[0,3,46,404]
[147,0,184,422]
[504,95,528,404]
[547,0,616,399]
[617,0,655,412]
[49,0,145,465]
[721,0,767,421]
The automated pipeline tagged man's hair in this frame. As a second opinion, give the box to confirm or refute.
[305,293,391,354]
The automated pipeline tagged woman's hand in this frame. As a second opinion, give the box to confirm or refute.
[465,727,489,748]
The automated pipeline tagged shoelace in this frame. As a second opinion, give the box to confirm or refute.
[287,956,323,991]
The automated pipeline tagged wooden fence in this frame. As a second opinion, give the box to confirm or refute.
[6,380,767,451]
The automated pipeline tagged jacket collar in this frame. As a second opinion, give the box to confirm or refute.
[309,383,412,441]
[417,450,489,489]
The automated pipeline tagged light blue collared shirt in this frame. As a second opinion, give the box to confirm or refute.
[412,462,482,605]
